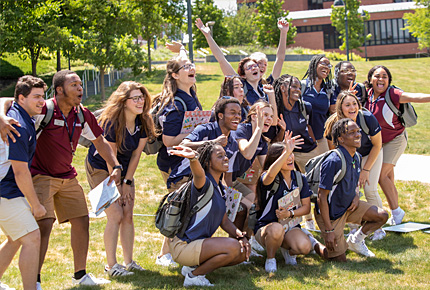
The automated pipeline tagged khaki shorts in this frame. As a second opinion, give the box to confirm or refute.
[382,131,407,165]
[169,236,204,266]
[236,159,262,185]
[0,197,39,241]
[293,148,320,173]
[33,175,88,223]
[160,170,189,193]
[232,180,254,198]
[314,138,329,156]
[315,200,372,258]
[85,156,110,190]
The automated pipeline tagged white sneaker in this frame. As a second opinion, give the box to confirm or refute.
[183,274,214,287]
[181,266,197,277]
[387,208,405,225]
[72,273,111,285]
[155,253,178,267]
[280,247,297,265]
[264,258,277,273]
[250,249,263,257]
[347,227,358,238]
[36,282,42,290]
[105,263,134,277]
[347,235,375,257]
[249,236,264,252]
[0,282,15,290]
[370,229,386,241]
[305,220,316,230]
[125,260,145,272]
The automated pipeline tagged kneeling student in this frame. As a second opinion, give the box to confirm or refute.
[254,132,327,273]
[168,142,250,287]
[315,118,388,261]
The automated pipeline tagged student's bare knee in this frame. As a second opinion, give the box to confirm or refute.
[37,218,54,237]
[19,229,41,247]
[265,223,284,242]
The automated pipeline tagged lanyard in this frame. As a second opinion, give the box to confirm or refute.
[60,110,78,155]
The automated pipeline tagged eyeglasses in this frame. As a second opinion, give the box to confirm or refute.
[128,95,144,103]
[177,63,196,72]
[245,64,259,71]
[339,68,357,74]
[318,62,333,69]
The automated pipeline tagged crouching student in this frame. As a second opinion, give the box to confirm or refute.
[254,133,327,273]
[315,119,388,261]
[168,143,250,287]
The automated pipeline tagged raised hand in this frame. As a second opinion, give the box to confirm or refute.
[277,17,290,32]
[168,145,197,159]
[348,81,358,95]
[263,84,275,96]
[165,41,184,53]
[195,18,211,35]
[277,114,286,131]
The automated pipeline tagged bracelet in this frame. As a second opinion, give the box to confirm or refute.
[289,209,295,219]
[325,229,335,233]
[363,168,370,172]
[113,165,123,171]
[190,152,200,162]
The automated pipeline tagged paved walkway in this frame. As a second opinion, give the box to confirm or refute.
[394,154,430,184]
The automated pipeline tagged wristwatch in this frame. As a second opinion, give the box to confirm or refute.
[113,165,123,171]
[123,178,133,185]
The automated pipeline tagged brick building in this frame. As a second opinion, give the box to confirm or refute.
[237,0,425,59]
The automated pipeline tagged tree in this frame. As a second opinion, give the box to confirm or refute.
[192,0,229,49]
[132,0,185,72]
[254,0,296,47]
[224,3,257,46]
[67,0,145,100]
[404,0,430,50]
[0,0,69,76]
[331,0,370,57]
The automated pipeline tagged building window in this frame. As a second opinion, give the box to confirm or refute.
[364,18,417,46]
[308,0,323,10]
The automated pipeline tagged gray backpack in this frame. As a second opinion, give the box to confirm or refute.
[384,86,417,128]
[305,149,359,202]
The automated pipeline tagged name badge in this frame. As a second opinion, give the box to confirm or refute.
[54,119,65,126]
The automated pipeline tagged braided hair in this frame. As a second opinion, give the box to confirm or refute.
[196,141,218,172]
[302,54,332,93]
[273,74,300,117]
[332,118,353,147]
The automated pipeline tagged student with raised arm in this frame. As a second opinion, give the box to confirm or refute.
[85,81,155,277]
[325,90,384,240]
[168,142,250,287]
[364,65,430,226]
[254,133,327,273]
[315,119,388,261]
[0,76,47,290]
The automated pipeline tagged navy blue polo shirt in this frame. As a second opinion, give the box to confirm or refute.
[332,82,366,105]
[316,146,361,220]
[282,101,317,153]
[302,78,331,140]
[242,79,268,105]
[87,118,147,176]
[156,89,202,188]
[0,103,37,199]
[231,122,268,181]
[180,173,226,243]
[184,121,238,173]
[255,171,312,233]
[259,74,274,86]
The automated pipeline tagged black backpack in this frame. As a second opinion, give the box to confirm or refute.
[155,180,214,238]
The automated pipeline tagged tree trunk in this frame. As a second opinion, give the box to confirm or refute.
[57,50,61,71]
[30,46,41,76]
[100,66,106,101]
[147,38,152,73]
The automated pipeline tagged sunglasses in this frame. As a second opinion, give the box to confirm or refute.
[318,62,333,69]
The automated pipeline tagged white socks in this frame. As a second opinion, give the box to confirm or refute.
[351,227,368,243]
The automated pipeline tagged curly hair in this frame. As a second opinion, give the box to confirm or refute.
[98,81,155,153]
[364,65,392,89]
[324,91,362,140]
[331,118,353,147]
[237,57,258,77]
[213,97,241,122]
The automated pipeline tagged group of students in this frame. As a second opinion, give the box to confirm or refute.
[1,18,430,290]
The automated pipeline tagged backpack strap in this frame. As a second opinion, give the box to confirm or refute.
[298,98,309,122]
[243,82,248,97]
[384,86,401,118]
[268,174,281,199]
[357,109,369,135]
[174,96,187,112]
[77,104,86,128]
[177,182,214,238]
[300,79,307,96]
[333,148,346,185]
[293,170,303,192]
[36,99,55,135]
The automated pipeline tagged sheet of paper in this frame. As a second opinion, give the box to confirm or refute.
[180,110,212,135]
[88,177,120,216]
[383,222,430,233]
[225,187,242,222]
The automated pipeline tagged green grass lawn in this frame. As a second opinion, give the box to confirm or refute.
[1,58,430,289]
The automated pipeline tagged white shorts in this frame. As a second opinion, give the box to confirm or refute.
[0,197,39,241]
